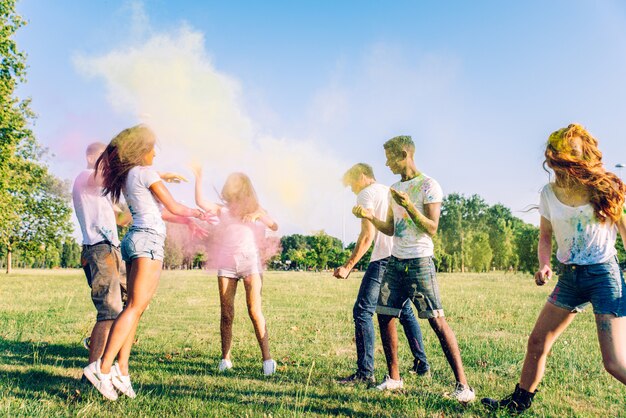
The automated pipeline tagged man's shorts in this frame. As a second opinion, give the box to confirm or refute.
[217,252,262,280]
[121,227,165,262]
[81,243,125,322]
[376,256,444,319]
[549,256,625,317]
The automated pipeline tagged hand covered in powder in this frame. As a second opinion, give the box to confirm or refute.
[160,172,189,183]
[534,265,552,286]
[190,163,202,178]
[188,219,210,239]
[243,209,266,223]
[390,188,410,209]
[352,205,373,220]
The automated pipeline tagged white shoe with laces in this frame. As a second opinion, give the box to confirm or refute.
[444,382,476,403]
[83,359,118,401]
[375,375,403,391]
[111,362,137,398]
[263,359,277,376]
[218,359,233,372]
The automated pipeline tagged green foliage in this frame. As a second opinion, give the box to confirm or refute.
[438,193,540,273]
[0,0,74,272]
[280,231,349,270]
[466,231,493,272]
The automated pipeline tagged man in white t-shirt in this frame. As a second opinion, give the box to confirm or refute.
[334,163,430,385]
[354,135,475,403]
[73,143,130,366]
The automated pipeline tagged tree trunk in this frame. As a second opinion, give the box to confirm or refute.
[6,250,12,274]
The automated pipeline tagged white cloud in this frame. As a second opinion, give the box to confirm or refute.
[74,22,349,237]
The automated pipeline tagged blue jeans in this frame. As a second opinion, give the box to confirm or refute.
[353,257,429,377]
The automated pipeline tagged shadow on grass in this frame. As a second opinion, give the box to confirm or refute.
[1,369,82,402]
[0,338,87,369]
[0,338,471,416]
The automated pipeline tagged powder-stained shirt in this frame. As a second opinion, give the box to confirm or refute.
[72,169,120,246]
[390,173,443,259]
[539,183,617,265]
[217,207,265,258]
[123,166,166,235]
[356,183,393,262]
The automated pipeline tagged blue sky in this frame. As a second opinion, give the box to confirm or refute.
[15,0,626,241]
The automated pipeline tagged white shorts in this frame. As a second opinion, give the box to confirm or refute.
[217,252,262,280]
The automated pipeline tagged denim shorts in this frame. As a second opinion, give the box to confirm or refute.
[121,227,166,262]
[217,252,261,280]
[81,243,126,321]
[376,256,444,319]
[548,256,625,317]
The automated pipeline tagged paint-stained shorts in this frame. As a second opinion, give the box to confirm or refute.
[549,256,625,317]
[376,256,444,319]
[217,252,262,280]
[121,228,165,262]
[81,243,126,322]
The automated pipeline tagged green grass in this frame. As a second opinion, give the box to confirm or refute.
[1,269,624,417]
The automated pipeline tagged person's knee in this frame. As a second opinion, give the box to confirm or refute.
[526,331,548,356]
[221,308,235,324]
[603,356,626,377]
[247,305,264,323]
[353,303,374,322]
[122,303,145,318]
[398,309,415,325]
[428,317,448,335]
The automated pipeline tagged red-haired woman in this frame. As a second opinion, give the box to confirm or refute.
[83,125,204,401]
[482,124,626,413]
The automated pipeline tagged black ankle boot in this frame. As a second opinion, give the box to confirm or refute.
[481,384,536,413]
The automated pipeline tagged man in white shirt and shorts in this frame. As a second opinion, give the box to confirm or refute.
[73,143,129,366]
[353,135,475,402]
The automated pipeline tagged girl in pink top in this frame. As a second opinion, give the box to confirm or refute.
[193,167,279,375]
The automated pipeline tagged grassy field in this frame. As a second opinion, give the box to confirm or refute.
[0,269,624,417]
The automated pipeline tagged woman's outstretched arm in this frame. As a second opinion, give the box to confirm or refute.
[191,165,221,214]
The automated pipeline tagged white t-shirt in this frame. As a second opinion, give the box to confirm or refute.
[356,183,393,262]
[539,183,617,265]
[72,169,120,246]
[123,166,166,235]
[390,173,443,259]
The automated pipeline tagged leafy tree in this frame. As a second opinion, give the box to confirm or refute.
[485,205,516,270]
[0,1,73,272]
[515,223,540,273]
[60,240,81,268]
[466,231,493,272]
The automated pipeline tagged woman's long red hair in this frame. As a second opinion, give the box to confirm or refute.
[545,123,625,223]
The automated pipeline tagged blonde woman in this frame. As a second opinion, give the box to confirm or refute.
[193,167,278,376]
[83,125,204,401]
[482,124,626,413]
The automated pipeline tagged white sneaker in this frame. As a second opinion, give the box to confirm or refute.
[218,359,233,372]
[111,362,137,398]
[83,359,118,401]
[263,359,277,376]
[375,375,403,391]
[444,382,476,403]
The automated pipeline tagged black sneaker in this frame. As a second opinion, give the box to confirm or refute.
[410,359,430,376]
[338,373,376,386]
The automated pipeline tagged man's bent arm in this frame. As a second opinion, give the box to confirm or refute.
[370,207,395,236]
[344,219,375,270]
[405,201,440,236]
